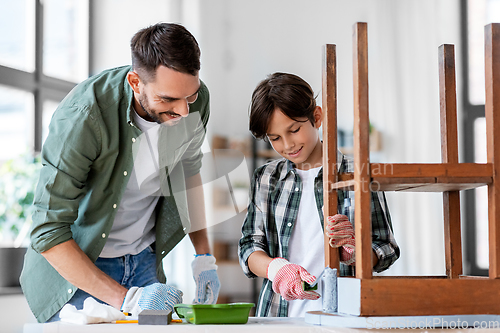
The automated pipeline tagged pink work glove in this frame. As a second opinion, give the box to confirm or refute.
[325,214,356,265]
[266,258,320,301]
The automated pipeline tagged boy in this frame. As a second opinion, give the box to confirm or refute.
[238,72,399,317]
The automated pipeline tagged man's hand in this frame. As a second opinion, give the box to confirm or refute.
[325,214,356,265]
[192,254,221,304]
[121,283,183,316]
[267,258,320,301]
[41,239,128,309]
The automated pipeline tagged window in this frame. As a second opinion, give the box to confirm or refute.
[0,0,36,72]
[0,86,34,161]
[0,0,89,163]
[473,118,488,269]
[462,0,500,275]
[43,0,89,82]
[466,0,500,105]
[42,100,59,145]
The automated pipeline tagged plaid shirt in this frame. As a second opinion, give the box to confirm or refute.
[238,152,400,317]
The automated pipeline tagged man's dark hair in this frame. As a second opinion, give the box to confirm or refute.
[249,72,317,140]
[131,22,201,82]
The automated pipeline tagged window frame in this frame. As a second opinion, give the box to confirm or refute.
[0,0,91,153]
[461,0,488,276]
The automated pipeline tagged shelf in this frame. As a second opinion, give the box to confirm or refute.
[256,149,280,159]
[212,149,250,158]
[216,260,240,265]
[329,163,492,192]
[212,135,251,156]
[0,287,22,296]
[211,135,258,307]
[337,276,500,316]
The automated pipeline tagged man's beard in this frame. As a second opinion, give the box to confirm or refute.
[138,95,162,124]
[138,95,182,126]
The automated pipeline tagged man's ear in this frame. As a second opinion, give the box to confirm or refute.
[314,106,323,128]
[127,71,142,94]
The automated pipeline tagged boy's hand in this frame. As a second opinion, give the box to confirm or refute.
[325,214,356,265]
[266,258,320,301]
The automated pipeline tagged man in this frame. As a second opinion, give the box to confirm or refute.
[20,23,220,323]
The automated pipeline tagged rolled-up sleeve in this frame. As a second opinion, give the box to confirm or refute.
[238,167,268,278]
[30,105,100,253]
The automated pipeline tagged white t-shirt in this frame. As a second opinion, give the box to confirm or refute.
[100,111,161,258]
[287,166,325,317]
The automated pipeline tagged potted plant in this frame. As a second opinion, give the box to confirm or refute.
[0,153,41,290]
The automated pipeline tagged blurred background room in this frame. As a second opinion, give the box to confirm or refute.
[0,0,498,331]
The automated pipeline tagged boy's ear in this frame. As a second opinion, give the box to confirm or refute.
[314,106,323,128]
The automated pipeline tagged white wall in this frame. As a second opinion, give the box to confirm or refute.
[92,0,463,276]
[91,0,173,74]
[196,0,462,276]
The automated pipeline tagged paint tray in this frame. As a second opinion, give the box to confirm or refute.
[174,303,254,324]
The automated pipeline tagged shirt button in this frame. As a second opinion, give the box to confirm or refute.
[124,171,128,176]
[287,223,292,227]
[113,204,117,209]
[132,138,136,143]
[102,233,106,238]
[295,187,299,191]
[68,289,73,294]
[161,251,165,255]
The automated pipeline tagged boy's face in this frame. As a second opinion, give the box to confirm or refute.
[266,107,323,170]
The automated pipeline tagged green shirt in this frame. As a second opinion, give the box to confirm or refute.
[20,65,210,322]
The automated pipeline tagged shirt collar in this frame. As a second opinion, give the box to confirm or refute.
[278,159,295,181]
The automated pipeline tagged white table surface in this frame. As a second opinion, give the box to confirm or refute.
[23,318,322,333]
[22,317,500,333]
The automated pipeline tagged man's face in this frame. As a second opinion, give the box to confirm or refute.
[132,65,200,125]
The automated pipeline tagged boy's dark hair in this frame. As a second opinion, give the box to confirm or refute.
[131,23,201,82]
[249,72,317,140]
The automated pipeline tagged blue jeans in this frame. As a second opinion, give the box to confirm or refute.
[47,246,159,322]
